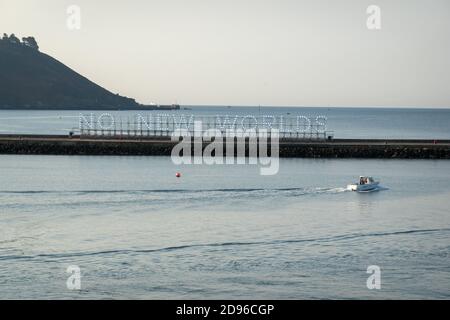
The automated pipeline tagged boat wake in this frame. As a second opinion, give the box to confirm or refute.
[0,187,350,195]
[0,187,352,209]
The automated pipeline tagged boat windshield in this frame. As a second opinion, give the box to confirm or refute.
[359,176,374,185]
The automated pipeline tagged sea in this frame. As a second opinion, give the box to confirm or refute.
[0,106,449,299]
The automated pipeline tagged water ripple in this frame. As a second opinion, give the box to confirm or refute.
[1,228,448,262]
[0,187,347,195]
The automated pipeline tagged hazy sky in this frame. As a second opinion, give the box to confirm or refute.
[1,0,449,107]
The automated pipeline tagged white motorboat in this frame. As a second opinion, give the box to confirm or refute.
[347,176,380,192]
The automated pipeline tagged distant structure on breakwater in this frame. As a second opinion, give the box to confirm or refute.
[78,114,333,140]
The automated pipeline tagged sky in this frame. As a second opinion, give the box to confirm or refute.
[1,0,449,107]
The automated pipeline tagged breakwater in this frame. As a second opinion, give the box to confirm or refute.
[0,135,449,159]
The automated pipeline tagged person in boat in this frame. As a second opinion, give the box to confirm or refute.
[360,177,365,185]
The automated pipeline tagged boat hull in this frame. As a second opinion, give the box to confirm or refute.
[347,182,379,192]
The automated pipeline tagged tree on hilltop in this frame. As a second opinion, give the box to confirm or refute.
[8,34,20,44]
[22,36,39,50]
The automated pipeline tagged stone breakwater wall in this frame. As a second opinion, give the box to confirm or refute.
[0,135,449,159]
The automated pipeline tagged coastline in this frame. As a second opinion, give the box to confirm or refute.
[0,105,181,111]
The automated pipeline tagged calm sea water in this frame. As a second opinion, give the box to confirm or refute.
[1,155,450,299]
[0,106,450,139]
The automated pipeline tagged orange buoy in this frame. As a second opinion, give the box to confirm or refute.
[176,172,181,178]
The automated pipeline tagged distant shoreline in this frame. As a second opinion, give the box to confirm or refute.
[1,105,449,111]
[0,104,181,111]
[184,105,450,110]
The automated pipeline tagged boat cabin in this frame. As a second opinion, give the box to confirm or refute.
[359,176,375,185]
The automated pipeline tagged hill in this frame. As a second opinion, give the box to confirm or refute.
[0,34,142,109]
